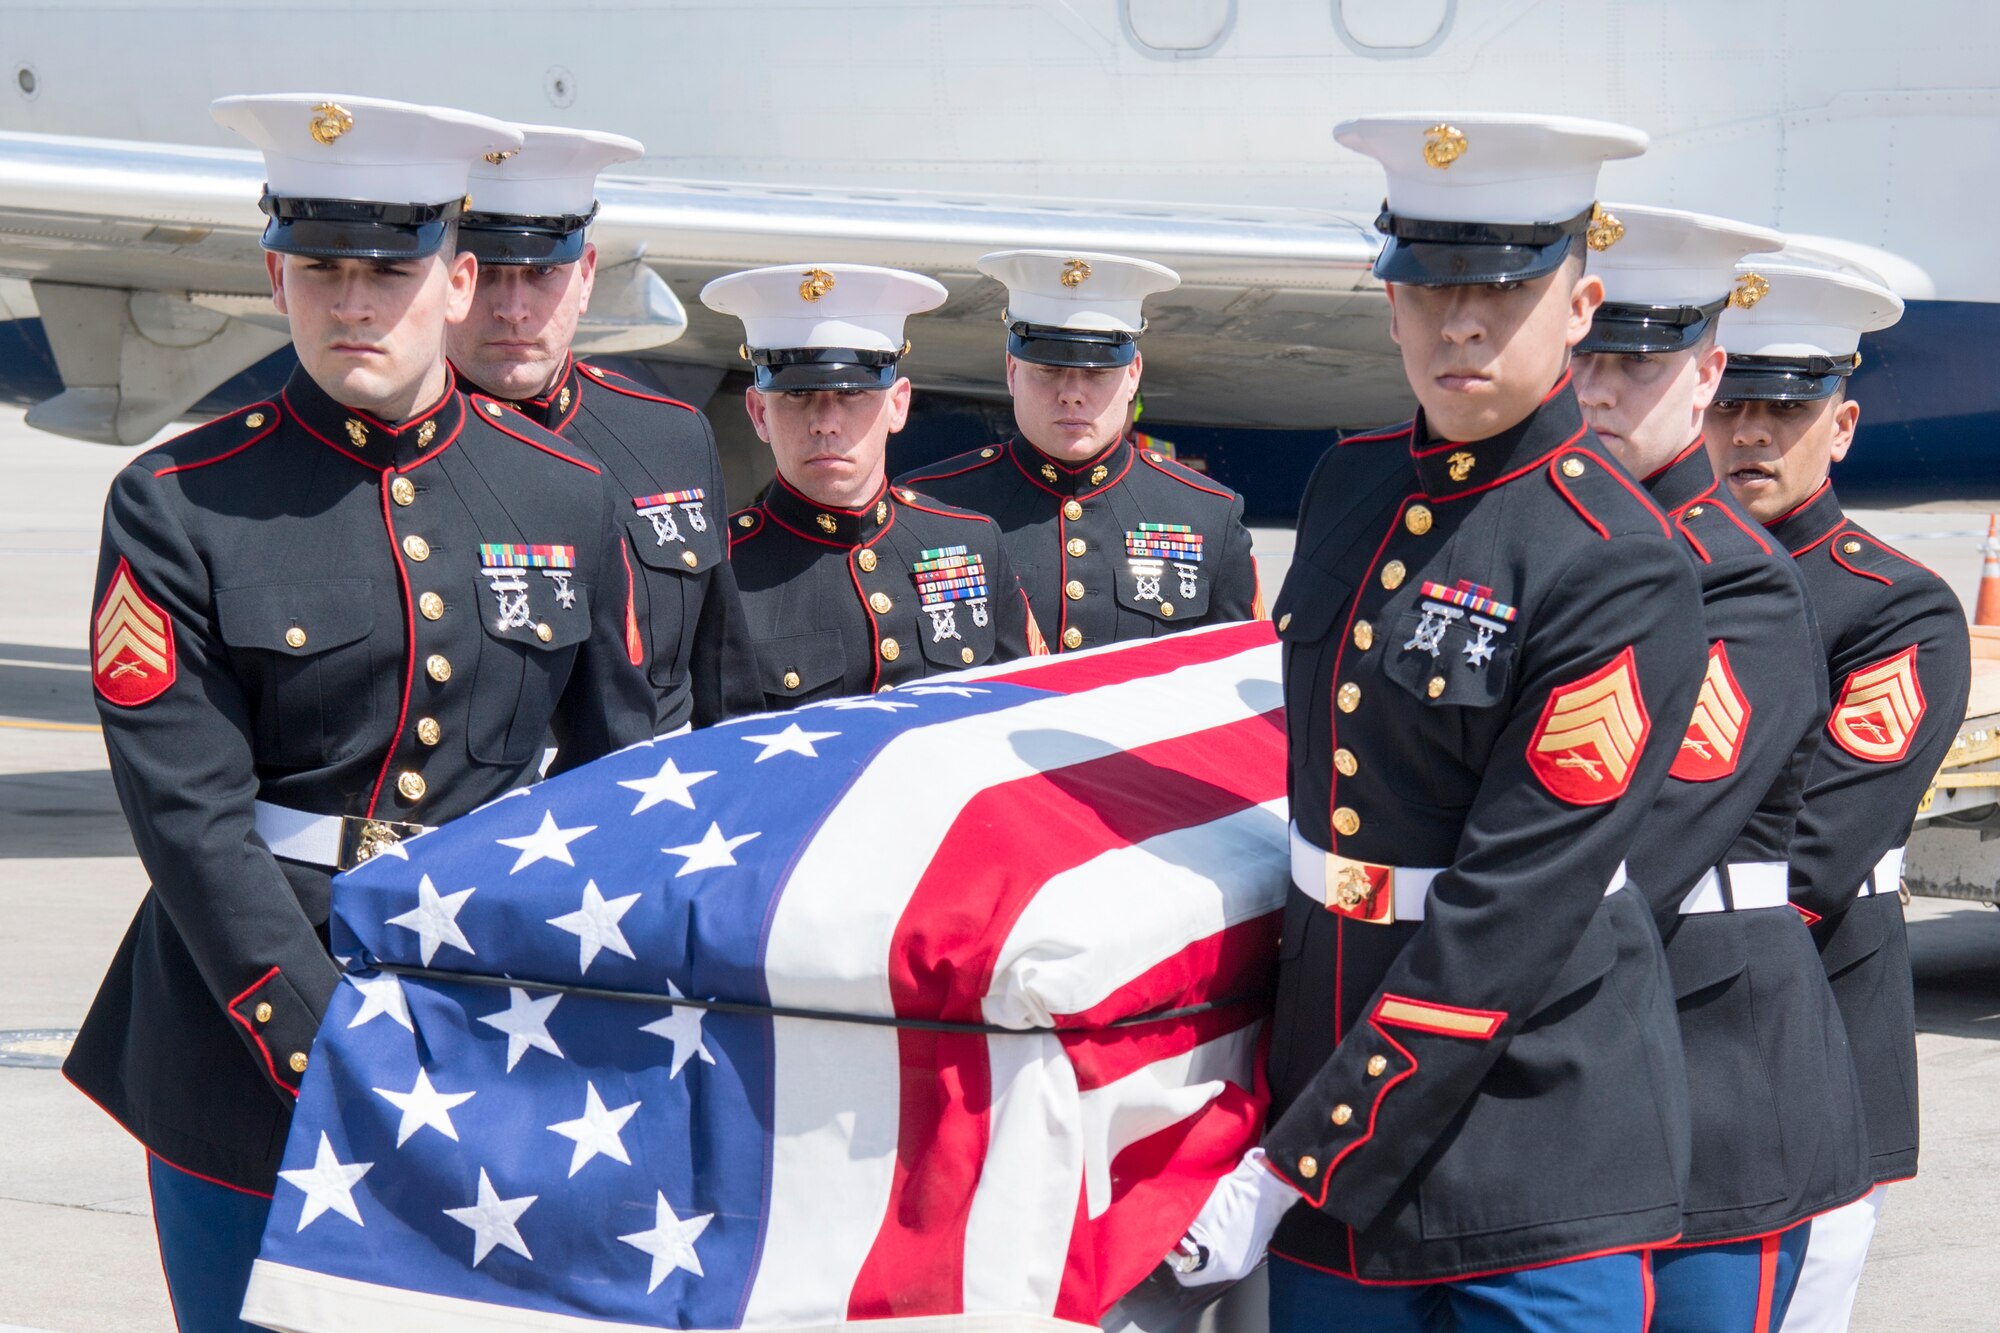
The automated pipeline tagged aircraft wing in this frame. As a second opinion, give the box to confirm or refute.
[0,129,1397,443]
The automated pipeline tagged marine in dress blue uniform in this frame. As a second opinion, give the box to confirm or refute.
[896,250,1260,651]
[452,126,758,730]
[62,95,654,1331]
[1705,261,1971,1333]
[1171,115,1706,1332]
[701,264,1043,707]
[1572,208,1873,1333]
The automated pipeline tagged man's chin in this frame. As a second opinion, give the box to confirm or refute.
[310,359,407,416]
[458,354,556,401]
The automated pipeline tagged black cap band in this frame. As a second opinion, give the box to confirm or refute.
[1371,201,1596,287]
[750,345,903,392]
[1718,352,1861,402]
[1578,297,1729,355]
[258,191,466,260]
[458,204,600,266]
[1006,322,1138,369]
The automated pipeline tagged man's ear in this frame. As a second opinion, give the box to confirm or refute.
[265,252,288,315]
[1828,395,1862,465]
[743,386,771,444]
[442,250,479,325]
[1384,281,1401,347]
[1003,352,1020,397]
[1564,271,1605,349]
[575,242,598,315]
[885,377,914,433]
[1691,341,1728,413]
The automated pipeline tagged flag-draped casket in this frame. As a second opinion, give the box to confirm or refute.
[242,622,1288,1332]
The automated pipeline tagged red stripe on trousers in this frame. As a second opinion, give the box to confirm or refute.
[845,710,1287,1319]
[1754,1232,1781,1332]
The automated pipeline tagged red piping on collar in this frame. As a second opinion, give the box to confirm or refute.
[1410,369,1573,459]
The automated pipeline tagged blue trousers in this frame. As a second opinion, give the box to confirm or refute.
[1650,1224,1811,1333]
[1269,1251,1651,1332]
[147,1154,271,1333]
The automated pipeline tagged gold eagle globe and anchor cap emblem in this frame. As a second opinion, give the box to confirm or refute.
[799,267,837,302]
[1423,123,1468,170]
[1730,271,1770,309]
[308,102,353,146]
[1585,203,1626,252]
[1060,258,1093,288]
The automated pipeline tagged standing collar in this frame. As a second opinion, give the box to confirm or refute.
[493,353,583,433]
[1765,478,1846,553]
[1640,437,1717,512]
[1008,432,1134,499]
[762,473,894,547]
[280,362,465,470]
[1410,371,1588,499]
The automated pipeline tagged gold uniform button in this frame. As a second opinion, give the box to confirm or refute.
[1067,538,1087,557]
[1842,539,1862,554]
[858,549,879,572]
[1333,807,1360,836]
[1063,500,1083,521]
[1277,612,1292,632]
[1298,1155,1319,1179]
[419,592,444,621]
[737,514,755,529]
[1062,627,1084,650]
[1353,620,1374,651]
[397,770,426,802]
[870,592,894,614]
[1561,457,1586,478]
[880,638,900,662]
[783,670,801,690]
[682,549,699,568]
[484,401,503,417]
[1405,505,1433,536]
[254,1002,273,1024]
[1367,1054,1389,1077]
[1337,682,1360,713]
[1427,675,1447,699]
[245,412,266,429]
[1065,580,1085,601]
[284,626,307,649]
[390,476,416,507]
[416,717,441,746]
[1159,602,1175,617]
[289,1051,309,1075]
[402,535,431,562]
[980,447,996,459]
[1380,560,1406,590]
[1331,1103,1354,1126]
[960,647,975,664]
[426,654,452,683]
[535,622,553,643]
[1334,748,1358,777]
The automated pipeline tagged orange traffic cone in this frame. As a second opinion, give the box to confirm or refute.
[1976,515,2000,626]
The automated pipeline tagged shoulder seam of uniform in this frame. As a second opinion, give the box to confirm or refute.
[727,508,767,548]
[470,395,602,474]
[579,362,698,412]
[895,490,994,523]
[900,451,1006,485]
[150,402,282,477]
[1338,421,1415,448]
[1137,448,1235,501]
[1546,444,1671,541]
[1832,527,1937,585]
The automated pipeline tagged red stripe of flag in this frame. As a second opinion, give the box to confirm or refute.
[983,620,1275,696]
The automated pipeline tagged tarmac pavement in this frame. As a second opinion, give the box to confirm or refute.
[1,415,1996,1329]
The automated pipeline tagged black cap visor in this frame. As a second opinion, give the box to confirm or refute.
[1718,353,1859,402]
[1006,324,1138,369]
[458,206,597,266]
[1577,298,1727,355]
[1372,203,1595,287]
[751,346,901,392]
[259,193,464,261]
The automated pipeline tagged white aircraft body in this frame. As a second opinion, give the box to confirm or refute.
[0,0,1991,505]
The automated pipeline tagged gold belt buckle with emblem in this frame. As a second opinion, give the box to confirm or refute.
[340,816,429,870]
[1324,854,1396,925]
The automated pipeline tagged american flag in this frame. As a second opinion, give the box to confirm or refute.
[242,621,1287,1332]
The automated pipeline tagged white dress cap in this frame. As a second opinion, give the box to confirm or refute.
[700,263,947,354]
[212,93,519,204]
[1334,112,1648,226]
[975,249,1180,333]
[1719,258,1905,361]
[1587,204,1783,309]
[469,124,644,218]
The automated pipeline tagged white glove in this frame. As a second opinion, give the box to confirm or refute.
[1166,1148,1300,1287]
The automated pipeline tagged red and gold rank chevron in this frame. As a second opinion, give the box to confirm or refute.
[1670,641,1751,782]
[1829,644,1925,762]
[93,557,175,706]
[1527,646,1651,805]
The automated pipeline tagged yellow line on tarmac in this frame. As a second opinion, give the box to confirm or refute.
[0,716,100,733]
